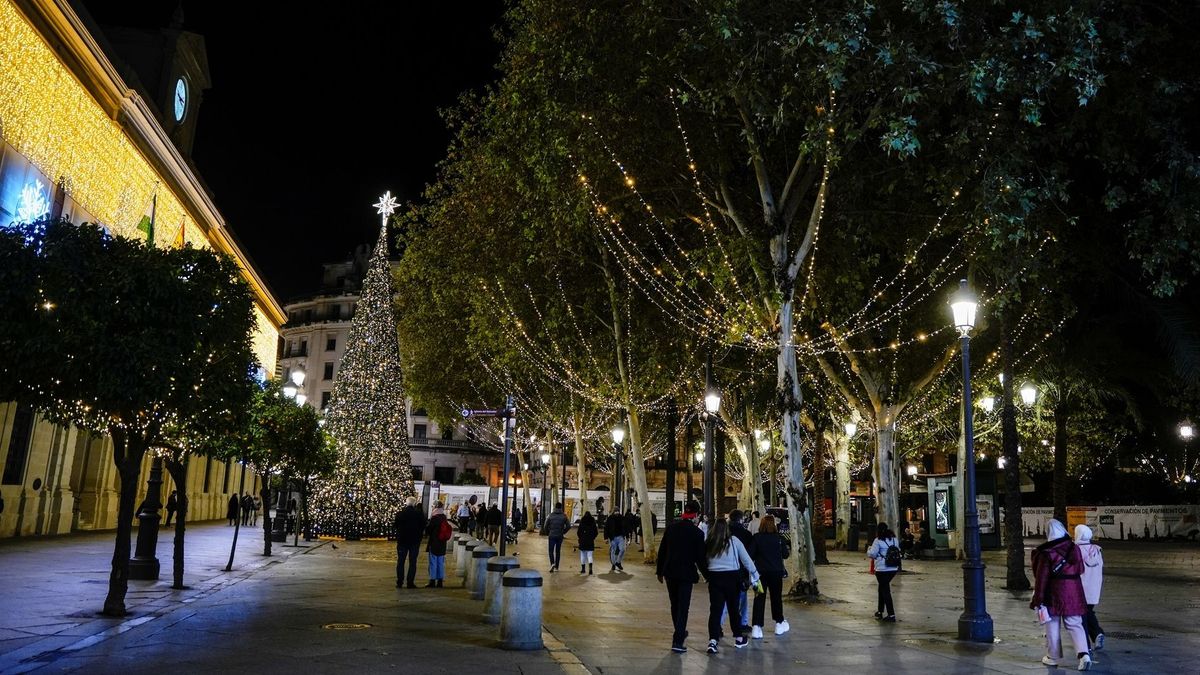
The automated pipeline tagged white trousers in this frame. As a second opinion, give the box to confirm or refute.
[1045,614,1088,659]
[580,550,593,564]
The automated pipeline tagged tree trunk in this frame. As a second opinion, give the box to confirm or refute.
[164,454,190,589]
[1053,401,1069,524]
[874,418,900,535]
[103,431,145,616]
[626,406,656,563]
[812,432,829,564]
[573,416,588,503]
[522,447,535,532]
[1000,326,1030,590]
[737,436,754,511]
[955,399,967,560]
[779,299,817,595]
[834,432,851,549]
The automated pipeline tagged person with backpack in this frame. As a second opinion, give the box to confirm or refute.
[1031,519,1091,670]
[749,514,789,638]
[545,502,570,572]
[1075,524,1105,655]
[423,500,452,588]
[577,511,598,574]
[867,522,901,621]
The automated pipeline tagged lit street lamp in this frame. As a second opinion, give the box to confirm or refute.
[703,387,720,517]
[273,368,307,542]
[949,278,993,643]
[980,396,995,413]
[538,452,551,528]
[612,427,625,515]
[1180,420,1195,440]
[1020,382,1038,407]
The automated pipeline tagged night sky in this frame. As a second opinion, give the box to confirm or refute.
[80,1,505,301]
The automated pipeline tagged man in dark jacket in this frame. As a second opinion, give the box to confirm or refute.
[165,490,178,526]
[394,496,427,588]
[728,509,753,632]
[656,500,707,653]
[545,503,570,572]
[604,507,627,572]
[486,504,503,545]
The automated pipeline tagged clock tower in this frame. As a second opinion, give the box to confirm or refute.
[92,6,211,156]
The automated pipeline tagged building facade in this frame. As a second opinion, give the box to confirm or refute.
[277,248,499,486]
[0,0,284,537]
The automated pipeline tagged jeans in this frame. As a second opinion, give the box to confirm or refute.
[428,553,445,581]
[1045,613,1088,659]
[707,571,744,640]
[875,570,897,616]
[548,536,564,567]
[752,571,786,625]
[666,578,694,646]
[1084,604,1104,646]
[580,550,594,564]
[609,536,626,567]
[397,542,420,585]
[720,590,750,631]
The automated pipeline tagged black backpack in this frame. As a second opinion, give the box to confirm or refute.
[884,539,902,568]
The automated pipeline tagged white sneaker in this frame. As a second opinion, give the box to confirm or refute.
[751,626,763,639]
[1077,654,1092,671]
[1041,655,1057,666]
[775,620,790,635]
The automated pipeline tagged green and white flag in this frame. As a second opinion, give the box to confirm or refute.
[136,193,157,246]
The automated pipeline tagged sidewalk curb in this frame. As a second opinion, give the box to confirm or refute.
[543,624,592,675]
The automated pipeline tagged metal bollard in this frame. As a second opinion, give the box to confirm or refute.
[483,556,520,624]
[461,538,482,586]
[499,569,543,650]
[470,545,497,600]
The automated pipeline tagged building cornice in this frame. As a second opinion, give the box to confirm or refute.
[12,0,286,329]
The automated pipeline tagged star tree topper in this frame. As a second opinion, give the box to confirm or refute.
[373,191,399,222]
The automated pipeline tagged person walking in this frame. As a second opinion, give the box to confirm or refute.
[625,509,639,546]
[1075,524,1106,654]
[604,506,627,572]
[545,502,570,572]
[867,522,901,621]
[657,500,707,653]
[727,510,754,634]
[424,501,451,588]
[251,495,261,527]
[577,511,598,574]
[241,493,253,526]
[394,496,427,589]
[456,502,471,533]
[747,511,761,535]
[165,490,178,526]
[486,503,503,546]
[226,493,239,526]
[749,514,790,638]
[1031,519,1091,671]
[703,518,760,653]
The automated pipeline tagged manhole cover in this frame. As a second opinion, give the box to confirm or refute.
[322,623,372,631]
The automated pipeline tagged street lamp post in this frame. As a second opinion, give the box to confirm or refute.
[274,368,306,542]
[539,452,551,528]
[950,279,993,643]
[611,427,625,516]
[703,388,721,517]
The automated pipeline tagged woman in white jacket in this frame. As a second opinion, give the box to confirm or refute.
[1075,524,1105,652]
[867,522,900,621]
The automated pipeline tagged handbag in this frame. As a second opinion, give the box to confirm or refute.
[1034,605,1052,625]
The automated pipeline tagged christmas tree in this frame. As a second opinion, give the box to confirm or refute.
[311,193,415,538]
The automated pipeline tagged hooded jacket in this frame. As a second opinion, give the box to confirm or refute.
[1030,519,1087,616]
[545,508,570,538]
[576,514,599,551]
[1075,524,1103,605]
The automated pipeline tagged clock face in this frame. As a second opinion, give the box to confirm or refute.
[173,78,187,122]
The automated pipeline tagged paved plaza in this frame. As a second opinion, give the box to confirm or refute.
[0,520,1197,674]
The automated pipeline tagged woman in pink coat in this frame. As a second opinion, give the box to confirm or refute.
[1075,524,1105,653]
[1030,519,1091,671]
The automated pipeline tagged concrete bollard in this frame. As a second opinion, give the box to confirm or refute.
[483,556,520,624]
[470,545,497,600]
[460,538,481,585]
[499,569,543,650]
[453,535,469,575]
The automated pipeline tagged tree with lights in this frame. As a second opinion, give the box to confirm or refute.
[312,193,416,538]
[0,219,257,615]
